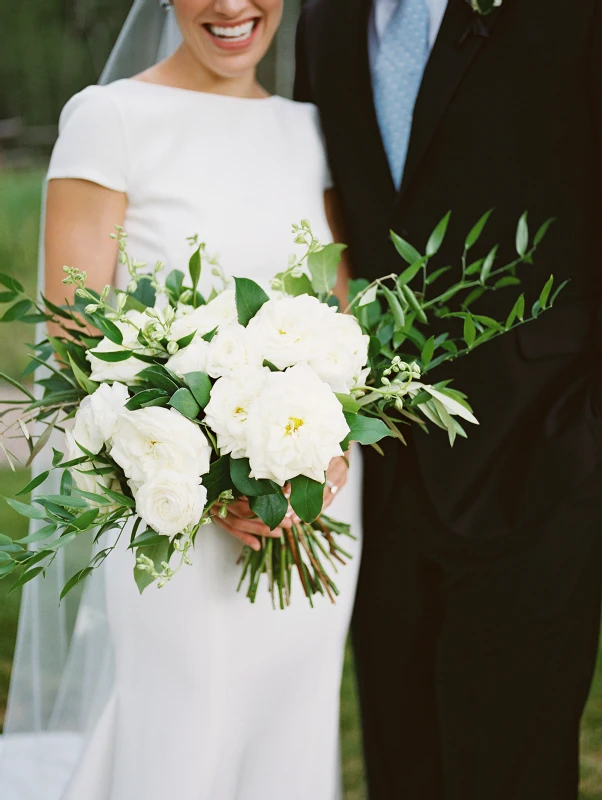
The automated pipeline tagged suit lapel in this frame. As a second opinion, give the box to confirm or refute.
[397,1,502,203]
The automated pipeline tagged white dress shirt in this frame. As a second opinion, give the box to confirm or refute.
[369,0,449,70]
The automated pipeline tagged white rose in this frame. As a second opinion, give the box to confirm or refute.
[166,338,211,379]
[110,407,211,484]
[135,470,207,537]
[68,381,129,455]
[170,289,237,342]
[86,310,148,385]
[308,312,370,393]
[205,322,262,379]
[204,366,269,458]
[245,363,350,486]
[246,294,326,370]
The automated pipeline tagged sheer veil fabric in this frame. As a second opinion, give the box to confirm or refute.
[0,3,181,797]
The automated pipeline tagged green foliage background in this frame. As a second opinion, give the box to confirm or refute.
[0,0,130,125]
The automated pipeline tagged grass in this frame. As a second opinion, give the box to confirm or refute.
[1,169,602,798]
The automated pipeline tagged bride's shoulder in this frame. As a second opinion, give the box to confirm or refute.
[57,80,148,132]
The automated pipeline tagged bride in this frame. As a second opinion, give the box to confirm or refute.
[0,1,362,798]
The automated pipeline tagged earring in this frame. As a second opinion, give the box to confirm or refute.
[160,0,172,9]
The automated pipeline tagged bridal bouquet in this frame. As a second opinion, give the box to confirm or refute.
[0,213,560,606]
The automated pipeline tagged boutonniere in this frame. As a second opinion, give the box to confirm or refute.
[458,0,502,45]
[468,0,502,15]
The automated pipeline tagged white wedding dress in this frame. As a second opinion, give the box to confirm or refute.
[1,80,362,800]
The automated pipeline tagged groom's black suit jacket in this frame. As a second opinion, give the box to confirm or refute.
[295,0,602,539]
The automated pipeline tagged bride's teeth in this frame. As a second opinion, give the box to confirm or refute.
[209,21,256,40]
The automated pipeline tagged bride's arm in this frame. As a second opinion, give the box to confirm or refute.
[323,188,352,512]
[45,178,126,335]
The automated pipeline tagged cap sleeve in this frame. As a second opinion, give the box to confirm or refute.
[47,86,128,192]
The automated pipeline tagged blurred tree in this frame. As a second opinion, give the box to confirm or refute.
[0,0,130,125]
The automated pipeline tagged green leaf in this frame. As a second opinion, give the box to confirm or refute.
[17,523,58,545]
[103,486,135,508]
[185,372,212,408]
[36,494,89,509]
[465,209,494,250]
[72,508,100,530]
[137,366,180,393]
[343,413,393,446]
[89,348,133,362]
[131,279,156,309]
[550,279,569,306]
[234,277,270,326]
[230,458,278,497]
[539,274,554,309]
[169,388,201,420]
[426,211,451,257]
[506,293,525,328]
[89,314,123,346]
[533,217,556,247]
[515,212,529,257]
[426,265,452,285]
[494,276,522,289]
[134,536,170,594]
[463,287,485,308]
[0,272,24,293]
[480,245,498,284]
[421,336,435,369]
[5,498,48,519]
[335,393,361,414]
[67,354,99,395]
[382,286,405,330]
[463,315,476,348]
[250,491,288,530]
[60,568,94,601]
[16,470,50,496]
[203,456,232,506]
[126,388,168,411]
[0,371,36,400]
[289,475,324,523]
[400,285,428,324]
[307,243,347,295]
[189,246,202,295]
[9,566,45,594]
[281,272,315,297]
[390,231,422,265]
[1,299,32,322]
[166,269,185,298]
[175,331,196,349]
[129,529,167,549]
[0,290,17,303]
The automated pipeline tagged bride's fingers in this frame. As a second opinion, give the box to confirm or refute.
[223,513,281,538]
[214,518,262,551]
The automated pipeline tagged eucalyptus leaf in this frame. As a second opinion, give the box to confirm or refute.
[426,211,451,257]
[5,498,47,520]
[1,299,32,322]
[515,212,529,257]
[421,336,435,369]
[465,209,494,250]
[16,470,50,496]
[539,274,554,309]
[463,315,476,348]
[533,217,556,247]
[169,388,201,420]
[390,231,422,265]
[307,243,346,295]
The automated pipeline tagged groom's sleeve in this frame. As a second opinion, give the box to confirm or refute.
[293,8,313,104]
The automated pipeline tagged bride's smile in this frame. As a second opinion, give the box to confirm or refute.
[203,17,262,51]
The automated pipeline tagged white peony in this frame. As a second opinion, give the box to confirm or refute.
[205,322,262,379]
[245,294,325,370]
[308,312,370,393]
[166,338,211,379]
[68,381,130,455]
[110,406,211,484]
[245,363,350,486]
[135,470,207,537]
[204,366,269,458]
[170,289,237,343]
[87,310,149,385]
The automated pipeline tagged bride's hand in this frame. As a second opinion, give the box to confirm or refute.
[321,454,350,514]
[213,496,290,552]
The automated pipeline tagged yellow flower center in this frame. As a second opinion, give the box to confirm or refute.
[285,417,304,437]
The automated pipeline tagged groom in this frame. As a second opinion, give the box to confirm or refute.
[296,0,602,797]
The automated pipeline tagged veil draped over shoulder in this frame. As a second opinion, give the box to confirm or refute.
[0,3,181,797]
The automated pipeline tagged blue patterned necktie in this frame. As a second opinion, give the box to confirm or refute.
[372,0,430,188]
